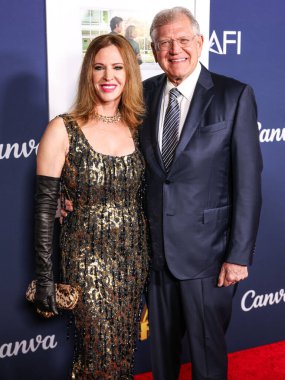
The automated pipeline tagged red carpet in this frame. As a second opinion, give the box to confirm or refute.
[134,340,285,380]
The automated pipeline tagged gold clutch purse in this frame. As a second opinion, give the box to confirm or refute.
[26,280,81,318]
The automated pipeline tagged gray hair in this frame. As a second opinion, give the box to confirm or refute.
[150,7,200,40]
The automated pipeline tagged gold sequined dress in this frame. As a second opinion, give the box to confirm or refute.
[59,114,149,380]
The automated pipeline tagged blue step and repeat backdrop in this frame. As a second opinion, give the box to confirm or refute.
[0,0,285,379]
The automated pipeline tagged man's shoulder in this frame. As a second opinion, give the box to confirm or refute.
[208,68,249,90]
[205,68,256,104]
[143,73,166,88]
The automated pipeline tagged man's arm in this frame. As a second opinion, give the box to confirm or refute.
[60,198,73,223]
[219,85,262,286]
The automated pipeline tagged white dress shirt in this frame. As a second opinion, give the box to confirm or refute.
[158,62,202,151]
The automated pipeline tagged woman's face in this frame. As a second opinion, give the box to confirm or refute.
[131,28,137,38]
[92,45,126,105]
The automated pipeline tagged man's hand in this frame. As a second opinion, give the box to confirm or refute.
[60,198,73,223]
[217,263,248,287]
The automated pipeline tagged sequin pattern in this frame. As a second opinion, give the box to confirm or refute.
[59,114,149,379]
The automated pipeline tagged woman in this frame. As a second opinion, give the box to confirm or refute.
[125,25,142,65]
[34,34,149,379]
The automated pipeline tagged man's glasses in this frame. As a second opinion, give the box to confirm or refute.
[155,35,197,51]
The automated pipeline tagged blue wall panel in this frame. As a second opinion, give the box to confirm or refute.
[0,1,73,379]
[209,0,285,352]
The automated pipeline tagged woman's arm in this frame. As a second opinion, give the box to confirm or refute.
[34,116,69,317]
[36,116,69,176]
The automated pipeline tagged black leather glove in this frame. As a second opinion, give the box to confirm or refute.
[34,175,60,316]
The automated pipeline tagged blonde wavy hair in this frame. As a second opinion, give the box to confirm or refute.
[70,34,144,131]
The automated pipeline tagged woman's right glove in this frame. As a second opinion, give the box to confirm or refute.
[34,175,60,316]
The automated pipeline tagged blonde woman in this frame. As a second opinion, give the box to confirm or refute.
[125,25,142,65]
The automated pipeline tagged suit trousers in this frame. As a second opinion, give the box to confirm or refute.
[148,266,237,380]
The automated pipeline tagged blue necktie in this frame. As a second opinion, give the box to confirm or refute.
[162,88,181,171]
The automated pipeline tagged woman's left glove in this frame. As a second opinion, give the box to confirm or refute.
[34,175,60,316]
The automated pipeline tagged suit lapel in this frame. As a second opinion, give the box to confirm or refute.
[146,75,166,172]
[172,66,214,167]
[144,67,214,174]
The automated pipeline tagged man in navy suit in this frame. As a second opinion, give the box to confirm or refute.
[140,6,262,380]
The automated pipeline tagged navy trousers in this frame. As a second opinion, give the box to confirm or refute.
[148,266,237,380]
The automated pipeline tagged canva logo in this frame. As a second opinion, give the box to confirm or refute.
[209,31,241,55]
[258,122,285,143]
[0,139,38,160]
[241,288,285,312]
[0,334,57,358]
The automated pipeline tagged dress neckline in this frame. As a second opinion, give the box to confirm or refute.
[74,120,137,159]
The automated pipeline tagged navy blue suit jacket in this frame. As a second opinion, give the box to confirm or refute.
[140,64,262,280]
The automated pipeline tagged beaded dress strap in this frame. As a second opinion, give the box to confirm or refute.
[58,113,78,141]
[132,130,140,148]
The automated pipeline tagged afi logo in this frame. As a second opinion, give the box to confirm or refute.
[209,31,241,55]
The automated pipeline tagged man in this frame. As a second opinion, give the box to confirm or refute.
[109,16,123,35]
[139,6,262,380]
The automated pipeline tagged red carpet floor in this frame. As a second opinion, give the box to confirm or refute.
[134,340,285,380]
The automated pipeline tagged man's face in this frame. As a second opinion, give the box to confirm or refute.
[151,14,203,85]
[116,21,123,34]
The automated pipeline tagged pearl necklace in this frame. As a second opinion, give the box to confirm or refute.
[93,109,121,124]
